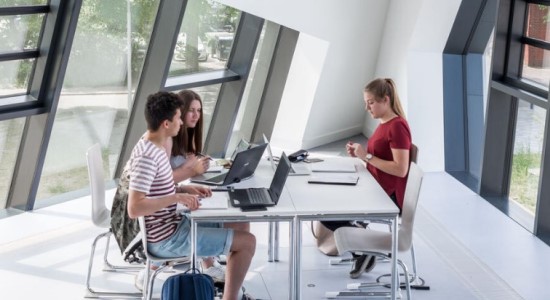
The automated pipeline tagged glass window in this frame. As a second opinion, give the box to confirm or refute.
[0,14,45,52]
[509,99,545,231]
[0,117,25,209]
[36,0,160,201]
[521,45,550,88]
[168,0,240,76]
[525,4,549,43]
[228,21,276,150]
[0,59,34,97]
[0,1,47,6]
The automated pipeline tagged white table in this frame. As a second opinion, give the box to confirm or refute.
[188,158,400,300]
[286,157,400,299]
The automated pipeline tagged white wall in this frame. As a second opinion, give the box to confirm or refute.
[218,0,389,150]
[218,0,462,171]
[373,0,461,171]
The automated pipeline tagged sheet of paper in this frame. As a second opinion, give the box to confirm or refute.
[198,193,229,209]
[310,161,357,173]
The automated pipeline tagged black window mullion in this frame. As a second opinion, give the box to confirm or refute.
[0,50,40,62]
[0,5,49,16]
[522,36,550,50]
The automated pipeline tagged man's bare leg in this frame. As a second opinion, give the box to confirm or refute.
[223,230,256,300]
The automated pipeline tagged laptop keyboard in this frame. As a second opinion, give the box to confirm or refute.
[247,188,271,204]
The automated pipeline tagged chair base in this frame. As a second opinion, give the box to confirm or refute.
[326,290,403,299]
[84,288,142,299]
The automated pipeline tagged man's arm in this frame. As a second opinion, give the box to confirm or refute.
[127,190,200,219]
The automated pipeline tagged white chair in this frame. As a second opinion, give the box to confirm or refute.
[332,162,424,300]
[138,217,191,300]
[85,143,142,298]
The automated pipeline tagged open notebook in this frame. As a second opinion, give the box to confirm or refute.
[176,193,229,212]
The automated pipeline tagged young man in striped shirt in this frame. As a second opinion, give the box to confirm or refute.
[127,91,256,300]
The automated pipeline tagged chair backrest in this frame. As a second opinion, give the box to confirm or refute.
[86,143,110,227]
[410,143,419,164]
[398,162,423,251]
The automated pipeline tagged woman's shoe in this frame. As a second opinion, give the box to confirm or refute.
[349,255,376,279]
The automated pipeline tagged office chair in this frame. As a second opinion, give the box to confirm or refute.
[85,143,142,298]
[138,217,192,300]
[330,162,424,300]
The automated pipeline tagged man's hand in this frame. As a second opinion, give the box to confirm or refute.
[180,185,212,198]
[176,193,200,211]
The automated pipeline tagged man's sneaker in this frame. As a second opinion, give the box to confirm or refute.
[134,268,146,292]
[203,261,226,282]
[349,255,376,279]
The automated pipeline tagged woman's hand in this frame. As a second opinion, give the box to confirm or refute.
[346,141,365,158]
[175,193,200,211]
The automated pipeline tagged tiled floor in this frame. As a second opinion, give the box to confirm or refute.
[1,137,550,299]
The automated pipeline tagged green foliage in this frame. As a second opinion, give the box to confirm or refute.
[510,148,541,214]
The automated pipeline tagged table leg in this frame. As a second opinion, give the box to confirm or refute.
[268,222,274,262]
[274,221,280,261]
[390,215,399,300]
[289,217,297,300]
[291,217,302,300]
[190,218,197,271]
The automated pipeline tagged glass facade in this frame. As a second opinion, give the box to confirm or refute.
[35,0,160,201]
[0,14,44,52]
[0,0,47,7]
[522,45,550,88]
[509,99,545,229]
[0,58,34,97]
[168,0,240,76]
[0,117,25,208]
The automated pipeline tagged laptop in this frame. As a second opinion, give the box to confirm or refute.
[229,152,292,208]
[230,138,250,161]
[191,143,268,186]
[263,134,311,176]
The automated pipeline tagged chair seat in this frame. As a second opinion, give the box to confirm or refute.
[335,227,411,255]
[335,227,392,255]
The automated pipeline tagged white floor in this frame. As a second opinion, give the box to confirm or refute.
[2,141,550,299]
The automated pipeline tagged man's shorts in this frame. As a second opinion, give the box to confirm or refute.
[147,216,233,258]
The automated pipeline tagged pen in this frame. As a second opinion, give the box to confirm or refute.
[196,152,214,160]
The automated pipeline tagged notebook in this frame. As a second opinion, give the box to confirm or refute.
[229,152,292,208]
[176,193,229,212]
[191,143,268,186]
[310,160,357,173]
[263,134,311,176]
[308,174,359,185]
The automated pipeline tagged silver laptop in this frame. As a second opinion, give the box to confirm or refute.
[263,134,311,176]
[229,152,292,208]
[191,143,268,185]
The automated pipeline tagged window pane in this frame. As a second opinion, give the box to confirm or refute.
[228,21,275,151]
[36,0,160,201]
[0,118,25,209]
[0,1,47,6]
[168,0,240,76]
[509,99,545,231]
[521,45,550,88]
[0,14,45,52]
[0,59,34,97]
[525,4,549,43]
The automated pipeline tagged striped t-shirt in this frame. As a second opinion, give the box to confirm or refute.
[129,139,182,243]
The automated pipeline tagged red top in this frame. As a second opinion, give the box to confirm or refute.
[366,116,412,210]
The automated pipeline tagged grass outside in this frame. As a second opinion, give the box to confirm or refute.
[509,150,541,214]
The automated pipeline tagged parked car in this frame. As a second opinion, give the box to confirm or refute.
[173,33,208,62]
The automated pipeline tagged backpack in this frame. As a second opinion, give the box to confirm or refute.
[161,271,216,300]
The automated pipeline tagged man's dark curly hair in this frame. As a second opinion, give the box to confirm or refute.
[145,91,183,131]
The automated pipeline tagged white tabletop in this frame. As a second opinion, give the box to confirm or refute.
[287,157,399,216]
